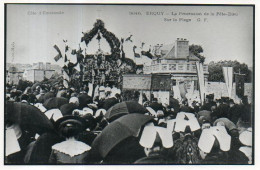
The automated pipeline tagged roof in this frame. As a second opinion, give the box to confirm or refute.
[160,45,200,61]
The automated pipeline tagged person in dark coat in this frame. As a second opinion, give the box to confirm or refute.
[215,97,230,119]
[169,95,180,114]
[227,99,242,124]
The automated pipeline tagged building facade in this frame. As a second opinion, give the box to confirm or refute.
[143,38,209,89]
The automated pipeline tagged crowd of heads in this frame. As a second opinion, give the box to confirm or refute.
[5,82,253,164]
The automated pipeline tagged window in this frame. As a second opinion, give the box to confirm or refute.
[192,64,196,71]
[169,64,177,70]
[187,64,190,70]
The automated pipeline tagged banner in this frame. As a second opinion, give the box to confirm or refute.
[179,82,187,99]
[222,67,233,98]
[196,62,205,103]
[235,74,245,98]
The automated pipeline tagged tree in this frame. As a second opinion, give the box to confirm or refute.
[208,60,252,82]
[189,44,205,63]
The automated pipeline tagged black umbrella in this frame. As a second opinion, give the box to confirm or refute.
[5,102,54,134]
[102,97,119,110]
[105,101,148,122]
[43,97,69,110]
[26,132,64,164]
[78,93,93,109]
[91,114,154,158]
[60,103,78,116]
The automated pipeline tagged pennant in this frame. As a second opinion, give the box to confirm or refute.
[63,70,70,81]
[54,54,62,62]
[53,45,62,62]
[125,35,133,42]
[71,49,77,55]
[64,54,68,62]
[134,53,141,58]
[141,42,145,49]
[63,79,69,88]
[222,67,233,98]
[65,45,69,52]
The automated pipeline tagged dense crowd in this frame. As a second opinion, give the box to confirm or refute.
[5,82,252,164]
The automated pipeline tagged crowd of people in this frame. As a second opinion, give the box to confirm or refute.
[5,82,253,164]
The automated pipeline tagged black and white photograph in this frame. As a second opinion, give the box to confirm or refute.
[3,3,255,165]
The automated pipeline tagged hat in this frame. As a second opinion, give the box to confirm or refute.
[239,128,252,146]
[45,109,63,121]
[198,126,231,153]
[105,87,111,93]
[99,86,105,92]
[69,97,79,104]
[55,115,87,131]
[82,107,94,116]
[95,109,106,118]
[139,125,173,149]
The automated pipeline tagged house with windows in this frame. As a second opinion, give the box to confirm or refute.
[143,38,209,89]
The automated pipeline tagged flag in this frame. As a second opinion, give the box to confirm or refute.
[125,35,133,42]
[63,79,69,88]
[54,54,62,62]
[64,54,68,62]
[133,45,137,52]
[134,53,141,58]
[88,83,93,97]
[222,67,233,98]
[179,82,187,99]
[53,45,62,62]
[196,62,205,103]
[65,45,69,52]
[71,49,77,55]
[235,74,245,98]
[141,42,145,49]
[63,70,70,81]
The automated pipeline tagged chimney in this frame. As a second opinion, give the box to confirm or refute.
[175,38,189,58]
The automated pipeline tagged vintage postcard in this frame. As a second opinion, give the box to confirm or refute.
[1,1,258,169]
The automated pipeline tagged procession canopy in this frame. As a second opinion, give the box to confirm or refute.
[81,19,121,61]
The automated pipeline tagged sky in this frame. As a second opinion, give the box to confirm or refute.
[6,4,254,67]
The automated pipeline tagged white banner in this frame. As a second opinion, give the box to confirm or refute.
[196,62,205,103]
[222,67,233,98]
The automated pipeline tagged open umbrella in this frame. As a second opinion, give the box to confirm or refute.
[105,101,148,122]
[102,97,119,110]
[25,132,64,164]
[43,97,69,110]
[78,93,93,109]
[91,114,154,159]
[5,102,54,135]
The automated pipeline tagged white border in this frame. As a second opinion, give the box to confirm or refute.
[0,0,259,170]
